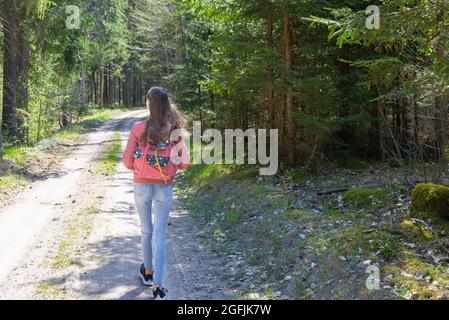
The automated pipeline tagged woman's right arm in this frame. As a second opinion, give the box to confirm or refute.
[177,140,191,170]
[123,125,139,171]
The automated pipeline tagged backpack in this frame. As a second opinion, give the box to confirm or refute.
[132,139,182,184]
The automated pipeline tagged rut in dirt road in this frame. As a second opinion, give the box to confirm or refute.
[0,110,232,300]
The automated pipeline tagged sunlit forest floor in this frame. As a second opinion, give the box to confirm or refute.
[178,162,449,300]
[1,108,449,300]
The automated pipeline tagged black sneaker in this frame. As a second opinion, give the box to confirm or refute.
[152,286,168,300]
[139,264,153,286]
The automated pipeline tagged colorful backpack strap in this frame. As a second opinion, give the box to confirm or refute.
[154,148,169,184]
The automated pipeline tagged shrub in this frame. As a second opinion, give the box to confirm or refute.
[340,159,371,170]
[369,231,400,261]
[410,183,449,220]
[388,159,403,168]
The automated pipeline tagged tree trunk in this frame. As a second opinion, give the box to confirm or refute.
[37,98,43,142]
[98,67,104,108]
[433,7,448,162]
[17,26,30,145]
[103,67,109,106]
[118,77,122,106]
[108,63,113,105]
[132,76,137,106]
[122,74,126,107]
[91,71,97,104]
[1,0,19,144]
[265,14,274,130]
[282,8,294,165]
[176,16,183,63]
[80,70,87,110]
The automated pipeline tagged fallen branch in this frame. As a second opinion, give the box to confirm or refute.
[317,184,386,196]
[362,225,390,234]
[410,218,433,232]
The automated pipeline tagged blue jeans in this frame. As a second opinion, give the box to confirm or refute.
[133,183,173,286]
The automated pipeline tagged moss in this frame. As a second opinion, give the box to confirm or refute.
[385,255,449,300]
[394,220,434,243]
[344,188,393,211]
[332,225,401,261]
[410,183,449,220]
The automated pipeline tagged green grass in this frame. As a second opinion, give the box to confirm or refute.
[4,109,118,156]
[3,146,29,166]
[222,208,247,228]
[339,159,371,170]
[283,168,312,184]
[52,241,79,270]
[54,109,118,143]
[34,281,63,300]
[344,187,395,211]
[184,164,234,185]
[94,132,122,176]
[2,108,120,164]
[50,206,99,270]
[0,172,26,190]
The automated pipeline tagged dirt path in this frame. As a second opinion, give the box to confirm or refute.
[0,110,231,300]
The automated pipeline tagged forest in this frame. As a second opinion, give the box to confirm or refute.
[1,0,448,172]
[1,0,449,300]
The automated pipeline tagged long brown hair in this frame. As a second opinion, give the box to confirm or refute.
[139,87,188,144]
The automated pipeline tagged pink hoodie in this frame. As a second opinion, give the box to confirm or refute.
[123,121,190,185]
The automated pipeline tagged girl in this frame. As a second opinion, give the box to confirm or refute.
[123,87,190,300]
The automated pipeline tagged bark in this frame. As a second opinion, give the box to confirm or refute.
[17,26,30,145]
[265,14,274,130]
[132,76,136,106]
[91,71,97,104]
[1,0,19,144]
[98,67,104,108]
[80,70,87,109]
[107,63,113,105]
[118,77,122,106]
[103,67,109,105]
[282,8,294,165]
[433,6,448,162]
